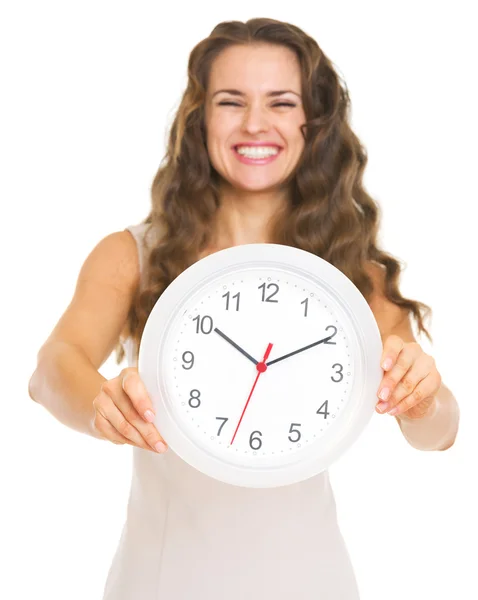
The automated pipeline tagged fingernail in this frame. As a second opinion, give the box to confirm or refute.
[144,410,155,423]
[382,358,393,370]
[379,387,390,401]
[155,441,167,453]
[376,401,389,412]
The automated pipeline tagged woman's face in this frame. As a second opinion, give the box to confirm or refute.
[204,43,306,194]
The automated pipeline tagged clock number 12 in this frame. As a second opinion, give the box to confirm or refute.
[258,282,279,303]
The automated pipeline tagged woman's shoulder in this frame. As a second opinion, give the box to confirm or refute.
[125,221,164,253]
[83,229,142,294]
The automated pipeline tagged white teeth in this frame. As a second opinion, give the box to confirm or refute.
[236,146,279,158]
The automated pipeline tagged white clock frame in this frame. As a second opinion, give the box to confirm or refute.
[139,243,383,488]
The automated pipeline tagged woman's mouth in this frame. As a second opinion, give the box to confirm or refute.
[233,145,282,165]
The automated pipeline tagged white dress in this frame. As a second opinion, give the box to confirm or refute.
[101,223,361,600]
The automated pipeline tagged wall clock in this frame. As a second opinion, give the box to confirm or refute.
[139,243,382,488]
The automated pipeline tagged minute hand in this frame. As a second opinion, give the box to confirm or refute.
[265,333,335,367]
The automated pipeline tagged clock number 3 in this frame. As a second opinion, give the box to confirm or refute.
[331,363,344,382]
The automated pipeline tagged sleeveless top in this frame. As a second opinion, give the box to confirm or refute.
[101,223,361,600]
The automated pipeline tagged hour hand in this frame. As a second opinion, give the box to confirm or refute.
[265,333,334,367]
[213,328,258,365]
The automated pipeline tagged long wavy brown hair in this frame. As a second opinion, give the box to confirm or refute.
[115,17,432,364]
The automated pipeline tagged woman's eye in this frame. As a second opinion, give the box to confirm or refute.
[218,101,296,108]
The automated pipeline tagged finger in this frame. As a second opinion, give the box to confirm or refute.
[388,372,441,417]
[93,411,136,447]
[122,370,156,424]
[95,390,153,451]
[111,399,168,453]
[105,382,168,453]
[380,334,406,371]
[386,354,436,410]
[376,343,422,410]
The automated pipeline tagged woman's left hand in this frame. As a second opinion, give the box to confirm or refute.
[376,335,442,419]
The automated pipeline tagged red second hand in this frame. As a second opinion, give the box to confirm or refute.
[230,342,273,446]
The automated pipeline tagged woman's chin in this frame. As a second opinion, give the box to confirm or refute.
[226,176,285,194]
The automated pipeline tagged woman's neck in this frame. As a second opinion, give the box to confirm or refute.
[210,185,289,249]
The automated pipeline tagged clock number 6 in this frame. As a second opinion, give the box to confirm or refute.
[249,430,262,450]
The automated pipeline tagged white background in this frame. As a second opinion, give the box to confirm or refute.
[1,1,476,598]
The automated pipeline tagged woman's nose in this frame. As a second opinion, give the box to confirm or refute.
[241,104,270,135]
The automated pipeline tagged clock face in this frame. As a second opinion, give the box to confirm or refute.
[139,244,382,488]
[162,267,354,465]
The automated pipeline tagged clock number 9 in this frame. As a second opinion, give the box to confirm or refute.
[188,389,201,408]
[181,351,194,370]
[193,314,214,334]
[331,363,344,382]
[249,430,263,450]
[288,423,302,442]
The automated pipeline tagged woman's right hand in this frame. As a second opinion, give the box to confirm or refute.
[92,367,168,454]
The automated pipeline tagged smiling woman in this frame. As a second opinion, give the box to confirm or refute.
[123,25,434,350]
[28,16,459,600]
[204,44,306,194]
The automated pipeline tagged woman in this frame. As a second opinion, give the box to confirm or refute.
[28,18,460,600]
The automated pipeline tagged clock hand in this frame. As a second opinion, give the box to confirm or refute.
[213,327,258,365]
[265,333,335,367]
[230,342,273,446]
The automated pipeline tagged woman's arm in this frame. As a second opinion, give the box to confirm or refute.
[29,342,107,439]
[28,230,140,439]
[366,262,460,451]
[395,382,460,451]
